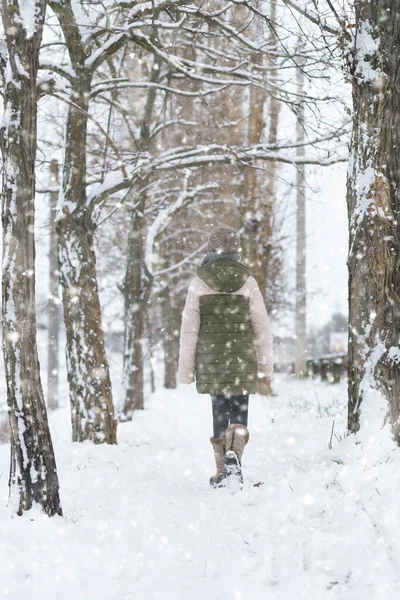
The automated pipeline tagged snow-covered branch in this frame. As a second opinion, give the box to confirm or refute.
[279,0,340,36]
[90,78,228,99]
[87,140,347,209]
[144,176,216,276]
[153,242,208,280]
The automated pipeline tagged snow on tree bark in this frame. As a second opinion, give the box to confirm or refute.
[49,1,117,444]
[121,59,159,419]
[0,0,62,515]
[346,1,400,439]
[239,7,268,295]
[57,85,117,444]
[122,200,153,418]
[58,208,117,443]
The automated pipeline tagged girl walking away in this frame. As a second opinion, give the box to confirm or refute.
[178,227,273,490]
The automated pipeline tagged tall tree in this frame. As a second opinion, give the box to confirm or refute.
[240,16,268,293]
[48,0,118,443]
[0,0,62,515]
[346,1,400,439]
[48,159,60,410]
[121,53,160,418]
[263,0,281,313]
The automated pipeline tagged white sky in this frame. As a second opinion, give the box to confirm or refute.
[306,162,348,329]
[272,159,348,338]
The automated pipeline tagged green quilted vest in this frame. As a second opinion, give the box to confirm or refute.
[195,259,258,395]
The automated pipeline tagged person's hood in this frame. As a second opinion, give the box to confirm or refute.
[197,258,250,293]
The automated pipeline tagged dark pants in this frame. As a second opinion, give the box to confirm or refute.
[211,394,249,438]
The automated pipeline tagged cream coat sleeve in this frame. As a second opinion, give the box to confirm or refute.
[178,279,201,384]
[249,280,273,378]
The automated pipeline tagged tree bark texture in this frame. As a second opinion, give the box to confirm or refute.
[122,202,153,418]
[161,287,180,389]
[121,62,159,419]
[263,0,281,316]
[46,2,117,443]
[241,51,268,297]
[57,75,117,444]
[240,1,280,313]
[58,209,117,443]
[0,0,62,515]
[347,0,400,440]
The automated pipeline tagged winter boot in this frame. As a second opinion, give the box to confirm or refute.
[223,424,250,492]
[209,437,226,487]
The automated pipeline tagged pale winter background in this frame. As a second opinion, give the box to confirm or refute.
[1,1,400,599]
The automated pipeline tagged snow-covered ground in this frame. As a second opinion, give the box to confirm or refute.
[1,375,399,600]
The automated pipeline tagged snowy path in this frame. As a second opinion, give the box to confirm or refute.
[1,376,400,600]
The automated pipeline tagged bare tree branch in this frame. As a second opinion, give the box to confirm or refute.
[280,0,340,36]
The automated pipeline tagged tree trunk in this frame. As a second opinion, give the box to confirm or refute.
[241,52,267,293]
[146,310,156,394]
[58,209,117,443]
[0,0,62,515]
[240,5,280,397]
[161,289,180,389]
[347,0,400,440]
[121,61,159,419]
[295,48,307,376]
[48,160,60,410]
[121,203,153,419]
[240,2,280,313]
[58,77,117,444]
[263,0,280,315]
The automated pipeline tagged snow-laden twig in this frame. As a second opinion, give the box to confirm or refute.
[144,175,216,276]
[87,139,347,209]
[153,242,208,282]
[90,79,229,99]
[279,0,340,36]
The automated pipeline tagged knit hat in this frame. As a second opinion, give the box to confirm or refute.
[207,227,240,253]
